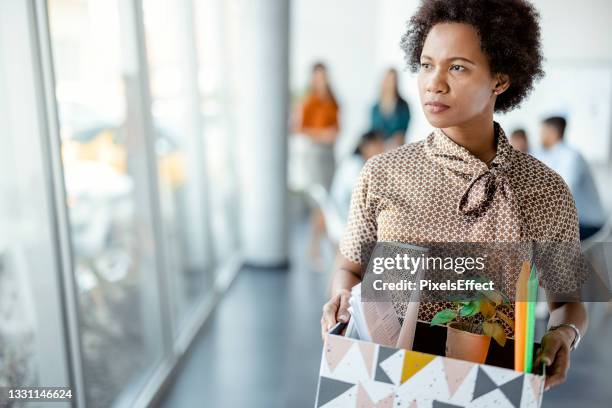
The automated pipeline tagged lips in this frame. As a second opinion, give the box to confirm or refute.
[424,101,450,113]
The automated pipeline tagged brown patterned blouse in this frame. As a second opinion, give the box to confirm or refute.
[339,122,581,333]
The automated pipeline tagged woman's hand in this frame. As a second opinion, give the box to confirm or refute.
[534,327,575,391]
[321,289,351,340]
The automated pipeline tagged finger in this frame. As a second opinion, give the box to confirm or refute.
[337,293,350,323]
[321,319,328,342]
[535,337,561,368]
[322,298,340,331]
[545,348,570,391]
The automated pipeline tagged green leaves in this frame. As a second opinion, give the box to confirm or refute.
[430,309,457,326]
[459,300,480,317]
[483,322,507,347]
[428,284,515,344]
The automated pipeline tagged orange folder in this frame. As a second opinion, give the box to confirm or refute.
[514,261,531,372]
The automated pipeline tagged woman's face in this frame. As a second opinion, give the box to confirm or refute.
[312,68,328,94]
[382,70,397,95]
[417,23,502,129]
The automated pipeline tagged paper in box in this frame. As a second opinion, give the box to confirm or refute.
[315,322,545,408]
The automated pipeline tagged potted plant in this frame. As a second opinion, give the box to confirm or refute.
[430,288,514,364]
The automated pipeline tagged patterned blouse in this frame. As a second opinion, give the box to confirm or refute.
[339,122,582,334]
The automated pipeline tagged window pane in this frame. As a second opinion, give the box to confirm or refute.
[194,0,240,264]
[142,0,213,331]
[0,0,70,398]
[47,0,165,406]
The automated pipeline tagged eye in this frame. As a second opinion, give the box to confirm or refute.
[450,64,466,72]
[420,63,431,70]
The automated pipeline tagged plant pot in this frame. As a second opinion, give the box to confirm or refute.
[446,322,491,364]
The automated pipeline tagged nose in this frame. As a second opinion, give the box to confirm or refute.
[426,68,448,94]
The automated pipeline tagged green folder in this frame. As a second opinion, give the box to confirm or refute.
[524,264,538,373]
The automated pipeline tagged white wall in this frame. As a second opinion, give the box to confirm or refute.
[536,0,612,61]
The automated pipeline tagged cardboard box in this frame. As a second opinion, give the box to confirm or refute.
[315,322,544,408]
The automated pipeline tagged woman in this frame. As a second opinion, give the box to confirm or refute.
[371,68,411,149]
[294,62,340,267]
[321,0,587,392]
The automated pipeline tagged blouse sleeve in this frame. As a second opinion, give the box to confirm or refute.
[339,159,379,266]
[534,180,588,295]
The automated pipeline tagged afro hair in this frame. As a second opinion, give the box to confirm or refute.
[401,0,544,113]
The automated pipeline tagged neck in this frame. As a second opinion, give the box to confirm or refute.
[547,138,562,149]
[314,88,327,99]
[442,116,496,163]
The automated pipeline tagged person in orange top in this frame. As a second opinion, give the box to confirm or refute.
[293,62,340,270]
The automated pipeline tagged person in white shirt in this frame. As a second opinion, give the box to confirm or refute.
[534,116,606,240]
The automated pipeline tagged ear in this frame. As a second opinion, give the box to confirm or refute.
[492,73,510,95]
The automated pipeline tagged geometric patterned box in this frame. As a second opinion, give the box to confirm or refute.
[315,323,544,408]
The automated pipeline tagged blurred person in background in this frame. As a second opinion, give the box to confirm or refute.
[370,68,411,150]
[535,116,606,240]
[509,128,529,153]
[329,130,385,238]
[293,62,340,269]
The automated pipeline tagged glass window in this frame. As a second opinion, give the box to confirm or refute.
[194,0,240,265]
[0,0,70,399]
[47,0,165,406]
[142,0,213,332]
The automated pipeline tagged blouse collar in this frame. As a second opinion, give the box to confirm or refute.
[425,122,518,217]
[426,121,513,177]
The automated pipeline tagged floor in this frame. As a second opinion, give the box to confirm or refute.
[158,211,612,408]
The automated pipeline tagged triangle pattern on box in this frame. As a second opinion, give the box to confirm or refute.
[472,366,498,401]
[374,346,397,384]
[498,374,524,408]
[358,342,376,379]
[472,366,525,408]
[400,351,436,384]
[325,336,354,373]
[481,364,522,385]
[316,376,355,407]
[355,382,395,408]
[432,401,463,408]
[443,358,474,397]
[530,375,543,403]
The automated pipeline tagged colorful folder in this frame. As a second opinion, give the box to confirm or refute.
[524,265,538,373]
[515,261,539,373]
[514,261,529,372]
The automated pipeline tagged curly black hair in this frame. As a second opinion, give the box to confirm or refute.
[401,0,544,113]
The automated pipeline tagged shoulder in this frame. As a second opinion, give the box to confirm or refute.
[362,141,426,181]
[301,94,316,109]
[565,144,586,165]
[511,150,577,234]
[370,140,425,165]
[512,150,572,197]
[398,98,410,109]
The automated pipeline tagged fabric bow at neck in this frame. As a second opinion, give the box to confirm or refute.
[424,122,523,240]
[458,164,514,216]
